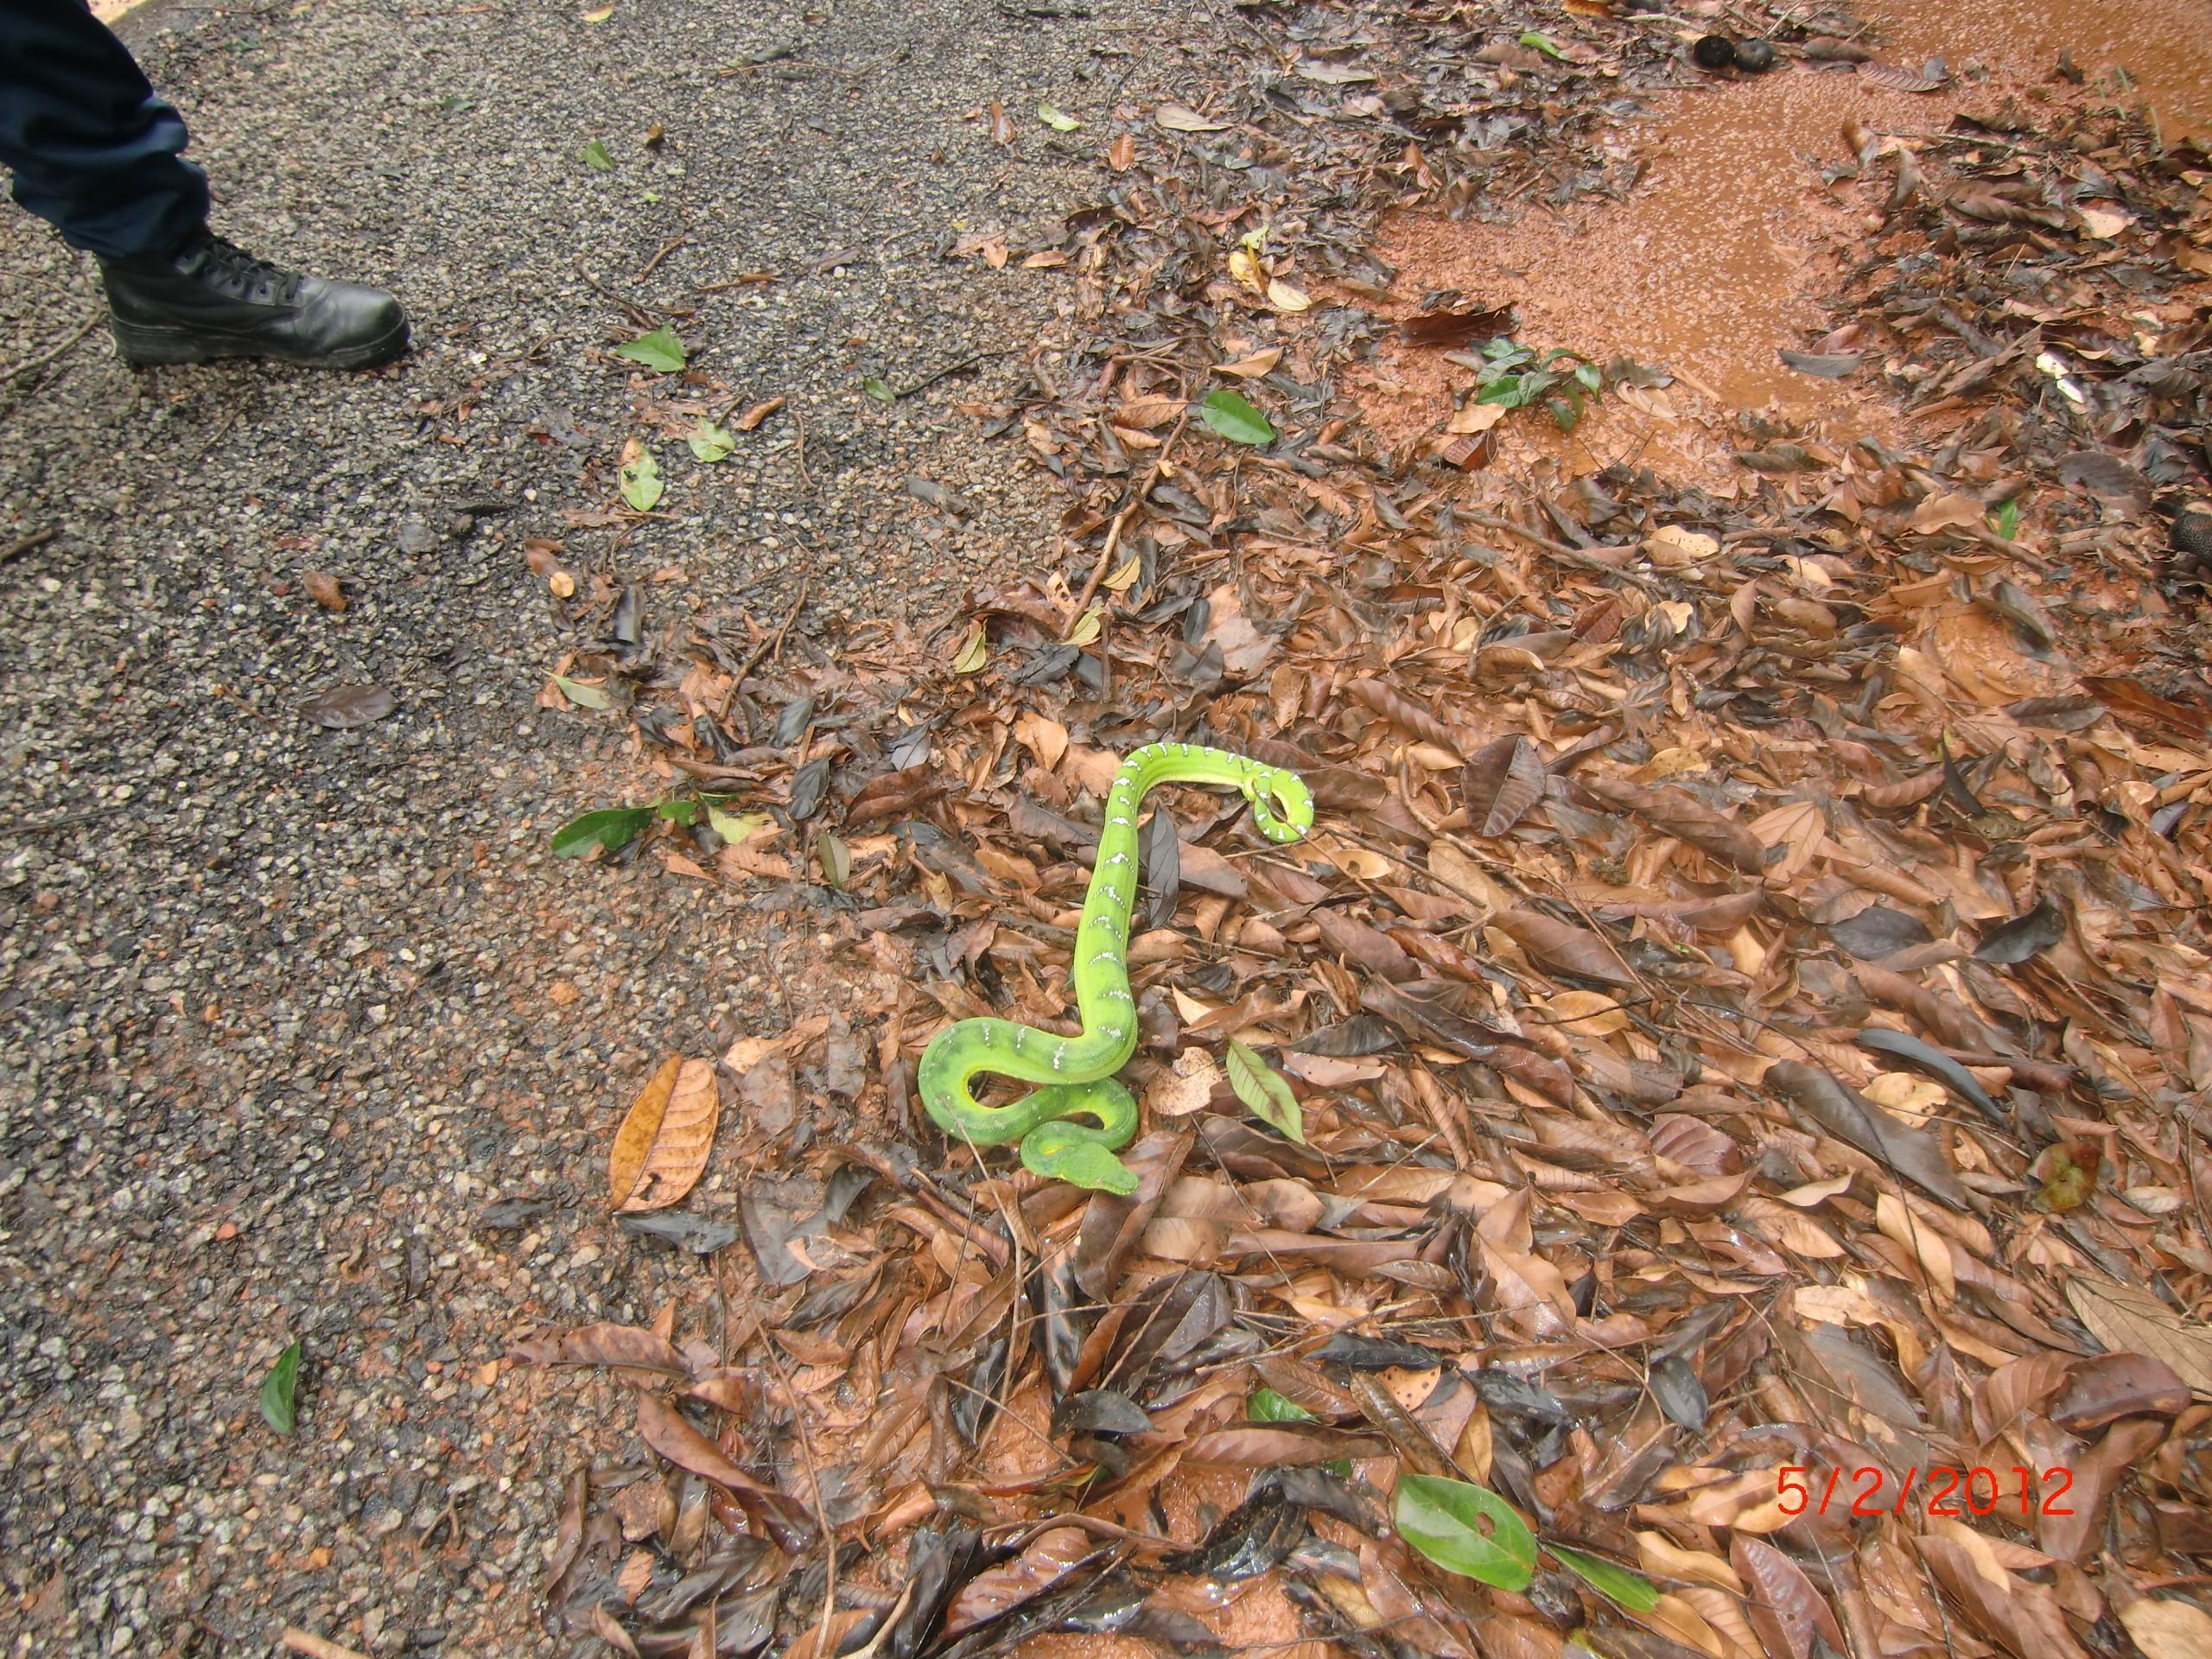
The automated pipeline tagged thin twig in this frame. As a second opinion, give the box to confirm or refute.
[632,235,690,283]
[791,409,815,493]
[1464,509,1662,591]
[0,311,102,385]
[895,346,1010,399]
[574,256,658,329]
[0,526,59,564]
[280,1630,370,1659]
[1074,404,1192,620]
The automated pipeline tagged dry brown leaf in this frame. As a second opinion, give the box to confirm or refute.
[2065,1278,2212,1397]
[608,1056,721,1213]
[2120,1599,2212,1659]
[302,569,346,612]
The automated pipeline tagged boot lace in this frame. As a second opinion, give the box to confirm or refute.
[186,234,305,306]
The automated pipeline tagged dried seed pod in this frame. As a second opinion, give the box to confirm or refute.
[1732,38,1777,72]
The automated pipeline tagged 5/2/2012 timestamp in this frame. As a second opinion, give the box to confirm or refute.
[1780,1465,2074,1517]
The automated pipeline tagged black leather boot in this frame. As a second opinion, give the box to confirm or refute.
[98,230,408,369]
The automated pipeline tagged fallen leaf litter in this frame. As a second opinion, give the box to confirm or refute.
[518,1,2212,1655]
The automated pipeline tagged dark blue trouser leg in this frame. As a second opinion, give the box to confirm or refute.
[0,0,209,258]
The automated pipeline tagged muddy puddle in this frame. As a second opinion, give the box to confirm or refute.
[1355,0,2212,482]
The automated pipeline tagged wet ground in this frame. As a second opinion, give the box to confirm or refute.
[1357,0,2212,480]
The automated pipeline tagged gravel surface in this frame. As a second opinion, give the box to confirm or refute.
[0,0,1176,1650]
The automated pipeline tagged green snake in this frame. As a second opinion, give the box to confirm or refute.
[919,742,1314,1194]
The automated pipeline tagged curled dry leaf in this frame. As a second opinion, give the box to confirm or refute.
[608,1056,721,1213]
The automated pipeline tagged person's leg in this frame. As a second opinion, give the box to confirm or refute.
[0,0,407,369]
[0,0,209,258]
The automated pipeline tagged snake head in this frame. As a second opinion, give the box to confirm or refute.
[1245,767,1315,844]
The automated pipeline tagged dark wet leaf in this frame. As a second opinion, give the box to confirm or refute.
[1009,644,1081,686]
[1647,1354,1707,1430]
[1161,1486,1306,1580]
[2056,450,2148,500]
[1825,905,1934,960]
[300,683,396,728]
[1768,1060,1967,1206]
[1291,1014,1398,1057]
[617,1211,740,1255]
[1312,1332,1449,1372]
[1460,735,1548,836]
[1399,306,1515,349]
[788,755,832,822]
[1855,1027,2003,1122]
[1778,349,1862,377]
[1054,1389,1154,1437]
[1974,895,2065,964]
[478,1196,554,1230]
[1139,800,1180,929]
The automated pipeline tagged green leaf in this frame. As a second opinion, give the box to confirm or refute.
[1992,497,2019,539]
[656,798,698,825]
[582,137,615,171]
[1548,1544,1661,1612]
[1394,1474,1536,1592]
[1548,391,1582,433]
[1038,102,1082,131]
[616,328,687,373]
[259,1339,302,1436]
[1249,1387,1316,1422]
[1198,388,1275,446]
[1573,362,1603,393]
[816,830,851,889]
[550,806,655,858]
[620,449,664,512]
[550,673,611,710]
[862,376,899,404]
[688,418,735,462]
[1518,29,1563,57]
[1226,1039,1304,1142]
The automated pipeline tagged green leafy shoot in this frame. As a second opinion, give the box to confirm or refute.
[582,137,615,171]
[550,806,656,858]
[1226,1039,1304,1142]
[620,449,664,512]
[1518,30,1564,58]
[689,417,735,462]
[550,674,612,709]
[1548,1544,1661,1612]
[1991,497,2020,539]
[1394,1474,1536,1592]
[1198,388,1275,446]
[862,376,899,404]
[1038,103,1082,131]
[259,1339,302,1435]
[616,328,687,373]
[1249,1387,1315,1422]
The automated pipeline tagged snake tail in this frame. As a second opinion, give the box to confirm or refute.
[918,741,1314,1192]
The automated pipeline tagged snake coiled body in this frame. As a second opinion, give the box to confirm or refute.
[919,742,1314,1193]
